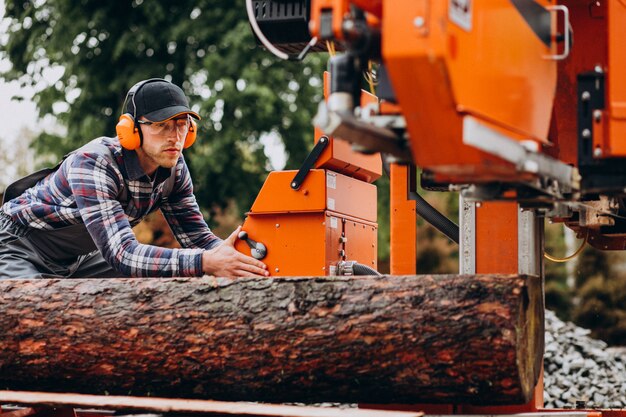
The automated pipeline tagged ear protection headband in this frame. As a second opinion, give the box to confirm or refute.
[115,78,197,150]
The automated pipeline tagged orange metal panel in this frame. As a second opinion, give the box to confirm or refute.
[390,164,416,275]
[310,0,349,40]
[383,0,556,183]
[447,0,556,143]
[250,170,326,214]
[326,171,377,222]
[235,212,327,277]
[608,1,626,156]
[341,214,378,271]
[236,211,377,277]
[475,201,518,274]
[251,169,377,222]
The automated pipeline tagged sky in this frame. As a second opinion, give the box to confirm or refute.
[0,0,39,143]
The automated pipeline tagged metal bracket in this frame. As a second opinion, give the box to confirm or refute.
[543,5,571,61]
[290,136,329,190]
[462,116,580,191]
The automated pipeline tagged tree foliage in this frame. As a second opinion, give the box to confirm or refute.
[0,0,326,217]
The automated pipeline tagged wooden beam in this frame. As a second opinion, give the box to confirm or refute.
[0,391,422,417]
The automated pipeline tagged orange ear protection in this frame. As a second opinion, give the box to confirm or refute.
[115,79,198,150]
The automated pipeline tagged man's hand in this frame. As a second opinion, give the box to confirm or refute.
[202,226,269,277]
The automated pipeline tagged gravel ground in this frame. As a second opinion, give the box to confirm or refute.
[544,310,626,409]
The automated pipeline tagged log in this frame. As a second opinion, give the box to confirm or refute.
[0,275,543,405]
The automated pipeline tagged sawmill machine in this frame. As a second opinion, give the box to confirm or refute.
[238,0,626,414]
[239,0,626,277]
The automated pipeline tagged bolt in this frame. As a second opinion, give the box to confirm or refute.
[275,223,280,228]
[593,147,603,158]
[339,249,346,257]
[593,109,602,122]
[413,16,425,28]
[581,91,591,101]
[275,267,279,272]
[581,128,591,138]
[594,65,603,73]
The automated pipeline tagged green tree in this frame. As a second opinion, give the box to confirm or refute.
[0,0,326,218]
[543,223,573,320]
[573,272,626,345]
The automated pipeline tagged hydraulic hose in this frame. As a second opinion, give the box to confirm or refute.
[353,262,383,276]
[382,156,460,245]
[409,191,460,244]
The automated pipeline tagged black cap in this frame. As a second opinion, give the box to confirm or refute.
[126,80,201,122]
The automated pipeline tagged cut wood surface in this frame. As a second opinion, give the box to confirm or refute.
[0,275,543,405]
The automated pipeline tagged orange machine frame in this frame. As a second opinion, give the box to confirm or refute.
[235,75,382,276]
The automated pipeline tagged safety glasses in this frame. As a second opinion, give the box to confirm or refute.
[138,116,191,137]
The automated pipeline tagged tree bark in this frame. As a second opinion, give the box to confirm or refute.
[0,275,543,405]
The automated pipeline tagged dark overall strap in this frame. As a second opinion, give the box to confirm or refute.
[2,167,58,204]
[2,138,127,205]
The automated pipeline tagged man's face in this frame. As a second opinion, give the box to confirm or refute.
[136,116,190,173]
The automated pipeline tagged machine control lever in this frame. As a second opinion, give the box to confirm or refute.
[238,231,268,260]
[290,136,330,190]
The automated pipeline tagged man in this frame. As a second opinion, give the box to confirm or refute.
[0,78,268,279]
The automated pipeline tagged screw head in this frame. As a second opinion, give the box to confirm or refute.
[581,91,591,101]
[582,128,591,138]
[593,147,603,157]
[593,109,602,122]
[413,16,425,27]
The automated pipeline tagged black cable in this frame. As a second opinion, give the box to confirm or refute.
[382,156,460,245]
[409,191,460,244]
[353,263,383,276]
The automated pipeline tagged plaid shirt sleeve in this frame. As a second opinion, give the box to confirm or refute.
[160,158,223,250]
[68,151,205,277]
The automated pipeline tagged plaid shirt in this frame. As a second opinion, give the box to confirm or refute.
[2,137,221,277]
